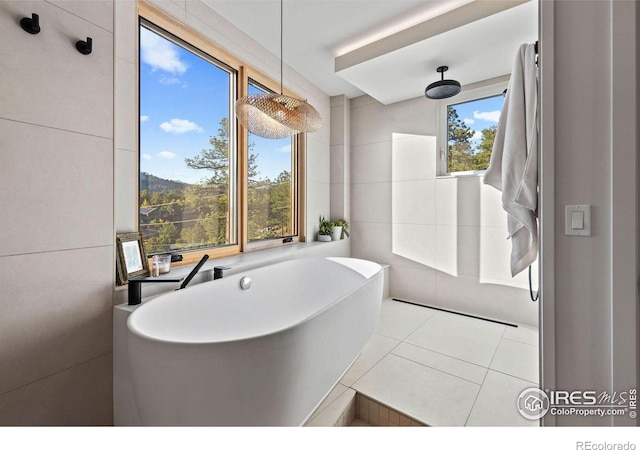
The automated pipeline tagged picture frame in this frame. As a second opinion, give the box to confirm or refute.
[116,232,149,285]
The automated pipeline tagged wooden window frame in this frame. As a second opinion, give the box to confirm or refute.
[138,1,305,267]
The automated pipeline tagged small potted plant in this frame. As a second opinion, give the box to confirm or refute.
[318,216,332,242]
[335,218,350,239]
[330,221,342,241]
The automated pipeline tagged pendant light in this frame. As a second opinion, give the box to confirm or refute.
[235,0,321,139]
[425,66,461,100]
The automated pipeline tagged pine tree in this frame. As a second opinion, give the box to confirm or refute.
[447,107,474,172]
[473,125,497,170]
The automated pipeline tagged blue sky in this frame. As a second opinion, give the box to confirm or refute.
[139,26,291,185]
[448,94,504,147]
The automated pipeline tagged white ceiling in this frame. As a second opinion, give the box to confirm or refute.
[202,0,538,104]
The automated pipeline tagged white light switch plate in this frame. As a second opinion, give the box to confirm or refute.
[565,205,591,236]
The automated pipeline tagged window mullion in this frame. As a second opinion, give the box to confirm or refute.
[238,66,249,252]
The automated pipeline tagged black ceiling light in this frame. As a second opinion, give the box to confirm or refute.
[425,66,461,100]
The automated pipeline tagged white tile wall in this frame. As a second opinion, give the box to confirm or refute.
[392,180,436,225]
[435,272,538,327]
[1,2,116,419]
[350,94,538,326]
[150,0,187,21]
[0,353,113,425]
[50,0,114,31]
[0,1,113,138]
[390,265,436,304]
[351,142,392,184]
[0,246,113,395]
[330,144,345,184]
[115,58,137,152]
[392,134,437,181]
[115,149,138,233]
[392,223,436,268]
[351,182,392,224]
[434,225,481,278]
[307,142,330,184]
[0,120,113,256]
[350,222,392,264]
[330,106,345,146]
[435,176,482,227]
[115,0,137,63]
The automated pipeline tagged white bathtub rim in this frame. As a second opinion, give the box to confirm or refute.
[127,257,382,346]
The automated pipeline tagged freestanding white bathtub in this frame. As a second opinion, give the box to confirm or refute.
[126,257,383,426]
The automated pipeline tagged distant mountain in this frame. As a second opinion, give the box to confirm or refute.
[140,172,190,192]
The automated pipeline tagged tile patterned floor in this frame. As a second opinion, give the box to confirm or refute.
[337,298,540,426]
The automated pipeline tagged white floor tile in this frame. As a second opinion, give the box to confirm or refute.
[305,388,356,427]
[307,383,348,422]
[391,342,487,385]
[340,333,400,386]
[503,324,539,346]
[352,354,480,426]
[374,299,436,340]
[466,370,539,427]
[405,311,506,367]
[490,339,539,383]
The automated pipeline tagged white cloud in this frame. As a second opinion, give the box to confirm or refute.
[473,110,501,123]
[159,76,181,85]
[140,27,187,74]
[276,144,291,154]
[157,151,177,159]
[471,130,483,140]
[140,115,149,123]
[159,118,203,134]
[463,118,475,125]
[142,153,152,160]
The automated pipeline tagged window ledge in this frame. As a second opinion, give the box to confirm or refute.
[113,239,350,304]
[436,170,487,179]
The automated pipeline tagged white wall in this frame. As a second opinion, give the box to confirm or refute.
[0,0,114,424]
[350,94,538,326]
[541,0,638,426]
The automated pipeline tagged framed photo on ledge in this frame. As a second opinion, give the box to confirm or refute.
[116,232,149,285]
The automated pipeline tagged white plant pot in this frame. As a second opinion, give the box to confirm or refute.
[318,234,331,242]
[330,226,343,241]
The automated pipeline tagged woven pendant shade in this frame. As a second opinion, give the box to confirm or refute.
[234,0,321,139]
[236,93,322,139]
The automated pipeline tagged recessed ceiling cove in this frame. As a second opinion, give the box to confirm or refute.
[335,0,538,105]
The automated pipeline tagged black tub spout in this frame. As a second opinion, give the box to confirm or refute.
[177,255,209,290]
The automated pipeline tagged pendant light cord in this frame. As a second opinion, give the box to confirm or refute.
[280,0,283,95]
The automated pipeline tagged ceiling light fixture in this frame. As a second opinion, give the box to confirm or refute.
[425,66,461,100]
[235,0,321,139]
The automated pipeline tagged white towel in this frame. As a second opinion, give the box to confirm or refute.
[483,43,538,277]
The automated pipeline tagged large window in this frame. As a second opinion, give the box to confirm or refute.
[138,8,301,264]
[444,90,505,174]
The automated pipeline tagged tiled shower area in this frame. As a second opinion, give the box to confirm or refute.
[306,298,539,427]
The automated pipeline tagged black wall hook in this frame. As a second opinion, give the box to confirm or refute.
[20,13,40,34]
[75,37,92,55]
